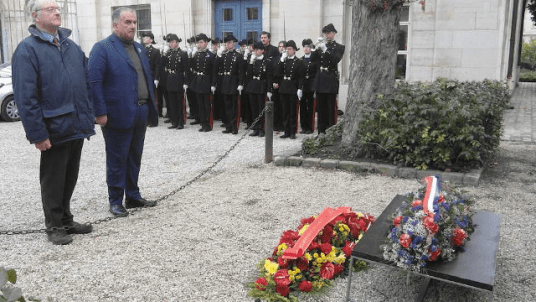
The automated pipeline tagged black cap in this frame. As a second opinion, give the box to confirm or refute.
[212,37,222,44]
[285,40,299,51]
[322,23,337,34]
[142,32,156,44]
[167,34,181,43]
[224,34,238,43]
[253,41,264,50]
[302,38,314,49]
[247,38,255,46]
[238,38,247,46]
[188,36,197,44]
[195,33,211,42]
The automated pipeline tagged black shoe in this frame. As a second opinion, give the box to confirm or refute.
[64,221,93,234]
[203,127,212,132]
[222,129,232,134]
[305,130,313,134]
[191,120,200,125]
[187,115,194,119]
[249,131,259,137]
[220,123,226,128]
[168,125,178,129]
[232,130,238,134]
[177,125,184,129]
[164,119,171,123]
[290,134,296,139]
[259,130,265,137]
[300,130,307,134]
[281,133,290,139]
[125,197,157,209]
[46,227,73,245]
[109,204,129,217]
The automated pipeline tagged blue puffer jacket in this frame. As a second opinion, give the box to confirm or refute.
[12,25,95,145]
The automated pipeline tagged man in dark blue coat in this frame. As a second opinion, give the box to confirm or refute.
[13,0,95,245]
[89,7,159,217]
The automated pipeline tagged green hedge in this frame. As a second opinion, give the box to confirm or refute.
[519,68,536,82]
[352,79,511,172]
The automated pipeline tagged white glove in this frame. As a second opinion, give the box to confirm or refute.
[187,47,192,54]
[249,55,256,64]
[297,89,303,100]
[237,85,243,95]
[267,92,273,99]
[183,84,188,90]
[191,46,198,57]
[154,80,159,87]
[280,51,288,62]
[211,86,216,94]
[244,48,250,57]
[318,42,327,53]
[217,45,225,57]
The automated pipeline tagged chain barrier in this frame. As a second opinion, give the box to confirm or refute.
[0,105,270,236]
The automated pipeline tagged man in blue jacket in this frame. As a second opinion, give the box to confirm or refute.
[12,0,95,245]
[89,7,159,218]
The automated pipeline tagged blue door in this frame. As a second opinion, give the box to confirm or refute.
[215,0,262,44]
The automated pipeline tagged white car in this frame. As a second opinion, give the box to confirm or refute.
[0,62,20,122]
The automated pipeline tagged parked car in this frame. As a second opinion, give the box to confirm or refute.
[0,62,20,122]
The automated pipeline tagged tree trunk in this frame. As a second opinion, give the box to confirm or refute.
[342,3,402,146]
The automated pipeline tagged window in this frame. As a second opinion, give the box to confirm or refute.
[397,5,409,80]
[246,31,258,42]
[111,4,151,39]
[223,8,233,21]
[222,31,234,38]
[247,7,258,20]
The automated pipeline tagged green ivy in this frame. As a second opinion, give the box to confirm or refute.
[352,79,510,172]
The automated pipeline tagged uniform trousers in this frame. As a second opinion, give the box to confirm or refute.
[316,92,337,134]
[281,93,298,135]
[187,88,198,120]
[223,93,239,132]
[101,103,149,206]
[167,90,184,127]
[272,89,284,131]
[249,93,266,131]
[40,138,84,229]
[157,83,167,117]
[196,92,212,130]
[241,93,252,127]
[300,92,315,132]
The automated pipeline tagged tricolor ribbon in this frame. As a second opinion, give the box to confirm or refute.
[422,176,439,214]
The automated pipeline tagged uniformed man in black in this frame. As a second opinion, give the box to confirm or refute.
[211,37,225,124]
[241,38,254,128]
[271,40,286,132]
[277,40,304,139]
[188,33,215,132]
[217,34,245,135]
[186,36,199,124]
[300,38,317,134]
[311,23,345,135]
[162,34,189,129]
[246,41,273,137]
[159,34,172,120]
[141,32,161,124]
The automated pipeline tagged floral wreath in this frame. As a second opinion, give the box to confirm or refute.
[247,208,375,301]
[381,176,476,272]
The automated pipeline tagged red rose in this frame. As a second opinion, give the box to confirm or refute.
[438,195,445,203]
[364,213,375,225]
[298,280,313,292]
[299,216,316,229]
[320,243,332,255]
[255,277,268,290]
[273,269,291,286]
[320,262,335,280]
[275,284,290,297]
[333,264,344,276]
[308,241,321,251]
[451,228,467,246]
[342,240,356,257]
[428,248,441,261]
[393,215,403,227]
[279,230,299,245]
[321,225,334,243]
[399,233,411,248]
[412,199,423,207]
[278,257,290,268]
[329,215,345,226]
[347,220,361,237]
[296,257,309,271]
[423,216,439,234]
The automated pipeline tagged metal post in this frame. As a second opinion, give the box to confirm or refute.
[265,101,274,163]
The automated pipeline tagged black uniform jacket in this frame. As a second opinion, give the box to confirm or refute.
[145,44,161,80]
[189,49,215,94]
[162,48,189,92]
[215,49,245,95]
[301,54,317,93]
[311,40,345,94]
[276,56,305,95]
[246,55,273,95]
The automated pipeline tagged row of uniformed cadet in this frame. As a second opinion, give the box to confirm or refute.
[140,22,344,137]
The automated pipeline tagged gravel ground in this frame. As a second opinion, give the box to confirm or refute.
[1,117,535,302]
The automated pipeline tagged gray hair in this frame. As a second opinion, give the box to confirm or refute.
[112,7,135,24]
[26,0,56,21]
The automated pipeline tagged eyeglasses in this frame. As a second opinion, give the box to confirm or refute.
[36,7,61,14]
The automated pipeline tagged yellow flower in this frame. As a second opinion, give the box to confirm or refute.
[299,224,310,236]
[358,233,363,240]
[264,259,279,275]
[277,243,288,256]
[304,253,312,261]
[296,274,302,280]
[289,275,295,282]
[313,253,319,259]
[355,211,363,218]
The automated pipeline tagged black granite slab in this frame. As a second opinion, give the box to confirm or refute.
[352,195,500,291]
